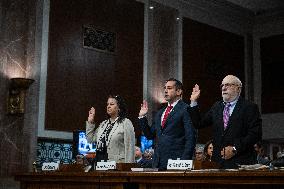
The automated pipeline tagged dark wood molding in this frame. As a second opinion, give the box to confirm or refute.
[15,171,284,189]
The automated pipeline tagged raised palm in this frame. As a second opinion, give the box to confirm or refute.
[88,107,96,123]
[190,84,201,102]
[139,100,148,117]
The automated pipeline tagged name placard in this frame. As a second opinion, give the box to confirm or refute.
[42,162,59,171]
[96,161,116,170]
[167,159,193,170]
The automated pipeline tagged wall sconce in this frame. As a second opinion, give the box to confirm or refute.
[7,78,34,115]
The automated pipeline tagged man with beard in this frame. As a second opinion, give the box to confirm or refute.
[189,75,262,169]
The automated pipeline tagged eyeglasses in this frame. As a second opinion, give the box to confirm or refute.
[220,83,238,89]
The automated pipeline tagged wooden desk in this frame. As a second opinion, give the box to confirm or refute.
[15,170,284,189]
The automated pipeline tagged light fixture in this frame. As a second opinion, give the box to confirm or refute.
[7,78,34,115]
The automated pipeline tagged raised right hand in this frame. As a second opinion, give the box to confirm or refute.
[87,107,96,123]
[139,100,148,117]
[190,84,201,102]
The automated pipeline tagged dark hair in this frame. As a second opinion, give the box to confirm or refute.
[255,141,263,148]
[203,139,213,161]
[108,95,127,123]
[166,78,183,91]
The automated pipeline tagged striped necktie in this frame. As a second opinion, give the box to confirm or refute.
[223,103,231,130]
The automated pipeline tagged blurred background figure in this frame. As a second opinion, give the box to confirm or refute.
[76,154,85,165]
[204,140,213,162]
[137,148,154,168]
[134,146,153,168]
[143,148,154,160]
[254,141,269,165]
[195,144,205,161]
[277,151,284,159]
[135,146,143,163]
[271,150,284,167]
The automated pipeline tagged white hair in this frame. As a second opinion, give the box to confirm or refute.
[225,75,242,87]
[234,76,242,87]
[195,144,205,152]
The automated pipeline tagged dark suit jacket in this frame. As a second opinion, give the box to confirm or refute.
[189,97,262,169]
[138,100,196,170]
[137,158,153,168]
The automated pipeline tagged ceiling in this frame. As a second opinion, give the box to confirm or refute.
[225,0,284,14]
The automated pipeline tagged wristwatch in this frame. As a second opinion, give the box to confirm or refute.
[232,146,237,154]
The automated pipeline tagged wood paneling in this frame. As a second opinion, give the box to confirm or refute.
[46,0,144,132]
[182,18,245,143]
[15,171,284,189]
[261,34,284,113]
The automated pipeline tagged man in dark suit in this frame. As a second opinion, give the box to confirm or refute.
[138,78,196,170]
[189,75,262,169]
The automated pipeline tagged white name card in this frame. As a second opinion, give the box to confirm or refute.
[167,159,193,170]
[96,161,116,170]
[42,162,59,171]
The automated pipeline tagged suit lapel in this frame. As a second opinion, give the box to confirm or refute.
[162,101,181,129]
[226,98,243,129]
[224,98,243,133]
[157,108,165,128]
[167,101,180,119]
[218,102,225,132]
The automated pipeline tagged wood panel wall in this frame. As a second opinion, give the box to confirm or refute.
[261,34,284,113]
[182,18,245,143]
[45,0,144,132]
